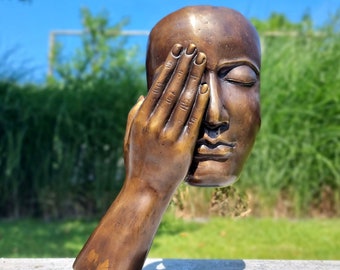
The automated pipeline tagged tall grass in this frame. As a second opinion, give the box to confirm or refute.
[0,9,146,219]
[0,77,145,219]
[238,25,340,217]
[0,16,339,219]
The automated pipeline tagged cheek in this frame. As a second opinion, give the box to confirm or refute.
[243,94,261,130]
[223,85,260,130]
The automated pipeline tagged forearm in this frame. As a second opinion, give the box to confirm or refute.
[73,178,173,270]
[74,43,208,270]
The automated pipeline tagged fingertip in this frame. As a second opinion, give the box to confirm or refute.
[137,95,145,103]
[171,44,183,57]
[200,84,209,94]
[195,52,206,65]
[186,43,197,55]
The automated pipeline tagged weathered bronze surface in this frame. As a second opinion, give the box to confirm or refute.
[73,6,261,270]
[147,6,261,187]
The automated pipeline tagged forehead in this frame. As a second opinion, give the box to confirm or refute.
[147,6,261,74]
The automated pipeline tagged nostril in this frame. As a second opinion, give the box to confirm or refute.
[219,123,229,133]
[205,127,219,138]
[204,122,229,138]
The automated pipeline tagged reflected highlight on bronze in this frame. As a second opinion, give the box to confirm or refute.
[73,6,261,270]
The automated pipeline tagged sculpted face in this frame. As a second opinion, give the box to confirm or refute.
[146,6,261,187]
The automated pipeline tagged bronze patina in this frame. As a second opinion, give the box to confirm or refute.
[147,6,261,187]
[73,6,261,270]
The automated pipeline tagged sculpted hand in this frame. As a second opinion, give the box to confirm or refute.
[124,43,209,196]
[73,44,209,270]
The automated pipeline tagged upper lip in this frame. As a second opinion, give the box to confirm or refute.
[196,137,236,148]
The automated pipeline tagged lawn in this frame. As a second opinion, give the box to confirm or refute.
[0,215,339,260]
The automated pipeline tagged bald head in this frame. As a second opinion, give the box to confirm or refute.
[146,6,261,88]
[145,6,261,187]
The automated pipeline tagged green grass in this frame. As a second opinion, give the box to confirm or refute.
[151,215,340,260]
[1,215,339,260]
[0,219,96,258]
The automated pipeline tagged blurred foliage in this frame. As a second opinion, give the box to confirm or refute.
[239,11,340,217]
[48,8,143,88]
[0,46,33,82]
[252,12,313,32]
[0,8,145,219]
[0,10,339,219]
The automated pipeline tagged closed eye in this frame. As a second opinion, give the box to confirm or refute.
[219,65,258,87]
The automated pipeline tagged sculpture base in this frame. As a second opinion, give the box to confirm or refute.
[1,258,340,270]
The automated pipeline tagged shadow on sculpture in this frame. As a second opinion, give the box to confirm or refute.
[73,5,261,270]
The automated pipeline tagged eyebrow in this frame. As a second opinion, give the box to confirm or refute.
[217,58,260,75]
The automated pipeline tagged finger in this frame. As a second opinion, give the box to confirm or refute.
[166,52,206,139]
[124,95,144,151]
[137,44,183,122]
[182,83,210,142]
[149,44,197,127]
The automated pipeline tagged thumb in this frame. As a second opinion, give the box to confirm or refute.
[124,95,145,151]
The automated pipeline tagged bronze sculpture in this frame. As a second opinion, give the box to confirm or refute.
[73,5,261,270]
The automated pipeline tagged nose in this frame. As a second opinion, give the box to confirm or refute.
[203,71,229,130]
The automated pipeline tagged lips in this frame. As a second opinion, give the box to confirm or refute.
[194,139,236,161]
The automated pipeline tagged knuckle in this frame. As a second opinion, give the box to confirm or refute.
[177,69,184,78]
[165,91,176,105]
[189,72,200,82]
[159,130,174,145]
[131,119,146,134]
[148,121,160,133]
[164,60,174,70]
[152,81,164,94]
[187,115,198,128]
[179,99,190,111]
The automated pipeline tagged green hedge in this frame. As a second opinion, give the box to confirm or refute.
[0,77,145,219]
[1,25,339,219]
[239,28,340,216]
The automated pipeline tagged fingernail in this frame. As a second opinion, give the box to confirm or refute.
[195,52,206,65]
[200,84,209,94]
[172,44,183,57]
[186,43,196,55]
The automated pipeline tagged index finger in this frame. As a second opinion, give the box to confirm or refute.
[138,44,183,121]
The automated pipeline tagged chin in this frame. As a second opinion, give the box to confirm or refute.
[185,159,240,187]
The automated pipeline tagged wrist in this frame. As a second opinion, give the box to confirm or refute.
[122,176,177,206]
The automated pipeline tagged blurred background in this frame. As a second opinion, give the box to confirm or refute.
[0,0,339,260]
